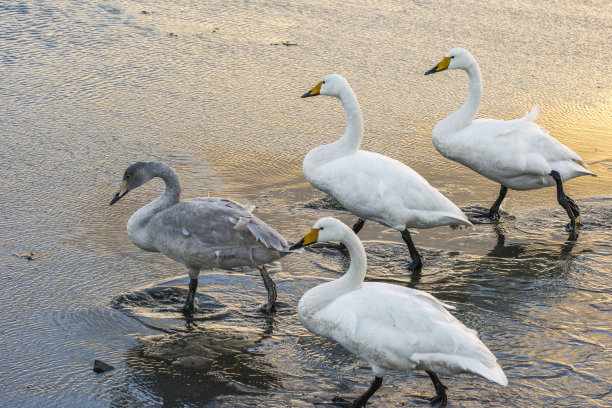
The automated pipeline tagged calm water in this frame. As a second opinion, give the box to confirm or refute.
[1,0,610,407]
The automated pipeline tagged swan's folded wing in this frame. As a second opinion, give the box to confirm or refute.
[317,151,469,227]
[467,116,590,177]
[477,106,538,137]
[312,283,502,381]
[151,197,287,251]
[314,283,463,355]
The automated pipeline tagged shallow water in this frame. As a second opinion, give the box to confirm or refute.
[1,0,610,407]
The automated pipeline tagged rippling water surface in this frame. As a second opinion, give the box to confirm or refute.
[1,1,610,407]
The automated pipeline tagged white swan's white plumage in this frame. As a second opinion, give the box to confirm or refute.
[425,48,594,223]
[110,161,298,314]
[293,217,507,405]
[301,74,472,270]
[302,74,471,230]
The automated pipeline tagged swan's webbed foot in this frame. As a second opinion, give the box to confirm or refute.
[564,195,581,233]
[328,396,355,407]
[486,185,508,220]
[313,397,355,407]
[486,209,501,220]
[407,259,423,272]
[427,371,448,406]
[566,195,580,218]
[181,302,196,316]
[316,376,382,408]
[551,170,580,234]
[259,302,276,314]
[429,390,448,406]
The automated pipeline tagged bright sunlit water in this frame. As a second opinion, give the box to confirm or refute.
[1,0,610,407]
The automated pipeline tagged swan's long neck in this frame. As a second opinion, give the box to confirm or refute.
[303,87,363,175]
[127,163,181,250]
[298,228,366,323]
[307,87,363,161]
[337,87,363,152]
[153,163,181,209]
[336,229,367,286]
[434,62,482,137]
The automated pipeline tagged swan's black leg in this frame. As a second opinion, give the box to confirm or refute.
[401,229,423,271]
[182,278,198,315]
[336,218,366,251]
[258,266,277,313]
[487,185,508,219]
[426,371,448,406]
[550,170,579,233]
[325,376,383,408]
[351,218,366,234]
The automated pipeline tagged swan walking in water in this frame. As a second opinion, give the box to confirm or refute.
[291,217,507,407]
[301,74,472,271]
[425,48,595,233]
[110,161,298,315]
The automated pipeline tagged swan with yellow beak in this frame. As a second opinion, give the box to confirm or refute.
[291,217,507,407]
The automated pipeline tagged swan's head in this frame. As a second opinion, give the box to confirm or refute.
[301,74,350,99]
[425,48,476,75]
[110,161,159,205]
[289,217,350,249]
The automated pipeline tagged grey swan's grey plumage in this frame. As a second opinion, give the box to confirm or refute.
[425,48,595,234]
[110,161,299,314]
[291,217,507,407]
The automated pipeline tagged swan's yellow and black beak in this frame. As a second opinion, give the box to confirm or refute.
[110,180,129,205]
[425,56,451,75]
[301,81,323,98]
[289,228,320,250]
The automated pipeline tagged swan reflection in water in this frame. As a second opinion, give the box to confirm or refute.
[115,317,280,407]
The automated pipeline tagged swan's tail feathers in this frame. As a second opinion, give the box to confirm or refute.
[244,204,257,213]
[553,159,596,180]
[430,209,474,230]
[480,361,508,386]
[448,215,475,230]
[416,354,508,386]
[239,217,289,251]
[460,218,475,230]
[526,106,539,122]
[571,158,597,177]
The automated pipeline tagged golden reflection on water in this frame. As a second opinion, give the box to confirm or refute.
[506,96,612,198]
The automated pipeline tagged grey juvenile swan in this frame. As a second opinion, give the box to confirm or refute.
[110,161,297,314]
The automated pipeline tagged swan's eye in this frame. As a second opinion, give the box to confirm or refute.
[125,175,130,180]
[319,227,324,230]
[322,81,325,84]
[450,56,455,59]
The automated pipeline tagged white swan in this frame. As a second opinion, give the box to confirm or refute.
[110,161,299,314]
[425,48,595,232]
[290,217,507,407]
[301,74,472,271]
